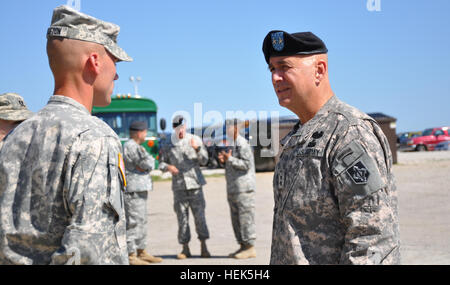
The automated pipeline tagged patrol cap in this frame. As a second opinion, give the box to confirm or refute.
[262,30,328,64]
[172,115,185,128]
[129,121,148,131]
[0,93,34,122]
[47,5,133,62]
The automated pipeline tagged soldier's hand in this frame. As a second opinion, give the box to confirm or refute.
[224,149,232,160]
[136,166,146,173]
[218,152,225,164]
[191,138,199,151]
[167,165,179,175]
[219,149,232,162]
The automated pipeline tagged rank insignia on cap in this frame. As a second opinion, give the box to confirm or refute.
[118,153,127,188]
[271,32,284,51]
[347,161,370,184]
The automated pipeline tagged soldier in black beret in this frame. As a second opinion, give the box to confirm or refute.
[263,31,400,265]
[159,115,212,259]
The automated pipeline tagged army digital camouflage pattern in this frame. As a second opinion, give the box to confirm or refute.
[159,133,208,191]
[47,5,132,62]
[159,133,210,243]
[225,135,256,194]
[173,189,210,244]
[0,96,128,265]
[271,95,401,265]
[0,93,34,122]
[123,192,149,253]
[227,192,256,246]
[224,135,256,246]
[123,139,154,192]
[123,139,154,253]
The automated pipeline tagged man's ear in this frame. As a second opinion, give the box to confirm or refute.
[315,59,327,85]
[87,52,101,75]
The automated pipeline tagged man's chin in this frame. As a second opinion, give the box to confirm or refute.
[278,98,291,108]
[93,95,112,107]
[93,100,111,107]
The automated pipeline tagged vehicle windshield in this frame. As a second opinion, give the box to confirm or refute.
[422,129,433,136]
[95,112,157,139]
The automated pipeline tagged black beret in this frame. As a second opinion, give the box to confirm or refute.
[262,30,328,64]
[130,121,148,131]
[172,115,185,128]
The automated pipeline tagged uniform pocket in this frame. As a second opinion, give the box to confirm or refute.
[280,148,325,213]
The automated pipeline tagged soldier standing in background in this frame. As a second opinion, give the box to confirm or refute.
[159,116,211,259]
[263,30,401,264]
[123,121,163,265]
[0,93,33,150]
[0,6,132,264]
[218,119,257,259]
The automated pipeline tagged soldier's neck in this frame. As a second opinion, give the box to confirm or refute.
[53,81,94,113]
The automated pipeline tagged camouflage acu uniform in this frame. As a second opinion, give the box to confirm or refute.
[224,135,257,246]
[0,92,34,150]
[123,139,155,254]
[159,133,210,244]
[0,96,128,265]
[271,95,401,265]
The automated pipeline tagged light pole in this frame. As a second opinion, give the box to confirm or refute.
[129,76,142,96]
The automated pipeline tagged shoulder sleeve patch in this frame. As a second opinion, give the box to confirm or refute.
[118,153,127,188]
[333,141,385,198]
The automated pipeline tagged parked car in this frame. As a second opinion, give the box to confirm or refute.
[404,127,450,151]
[435,140,450,151]
[397,131,422,150]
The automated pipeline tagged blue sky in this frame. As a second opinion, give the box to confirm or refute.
[1,0,449,133]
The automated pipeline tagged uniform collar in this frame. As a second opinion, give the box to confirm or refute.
[294,95,339,136]
[281,95,339,147]
[48,95,91,116]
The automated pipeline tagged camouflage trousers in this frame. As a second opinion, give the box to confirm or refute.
[227,191,256,246]
[124,191,149,254]
[173,188,210,244]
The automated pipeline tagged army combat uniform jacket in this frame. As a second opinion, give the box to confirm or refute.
[271,95,400,265]
[0,96,128,265]
[225,135,256,194]
[159,133,208,191]
[123,139,155,192]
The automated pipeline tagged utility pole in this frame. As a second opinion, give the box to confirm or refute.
[129,76,142,96]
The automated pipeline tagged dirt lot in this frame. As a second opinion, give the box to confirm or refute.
[145,150,450,265]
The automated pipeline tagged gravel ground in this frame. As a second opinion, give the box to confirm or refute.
[144,150,450,265]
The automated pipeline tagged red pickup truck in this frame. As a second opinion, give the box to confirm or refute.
[405,127,450,151]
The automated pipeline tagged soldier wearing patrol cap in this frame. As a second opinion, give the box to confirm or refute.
[218,119,257,259]
[123,121,163,265]
[0,5,132,265]
[0,93,33,149]
[263,30,400,264]
[158,115,212,259]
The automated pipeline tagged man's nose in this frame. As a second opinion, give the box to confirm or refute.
[272,71,283,83]
[114,73,119,81]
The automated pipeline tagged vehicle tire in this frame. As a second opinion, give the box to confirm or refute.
[416,145,427,152]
